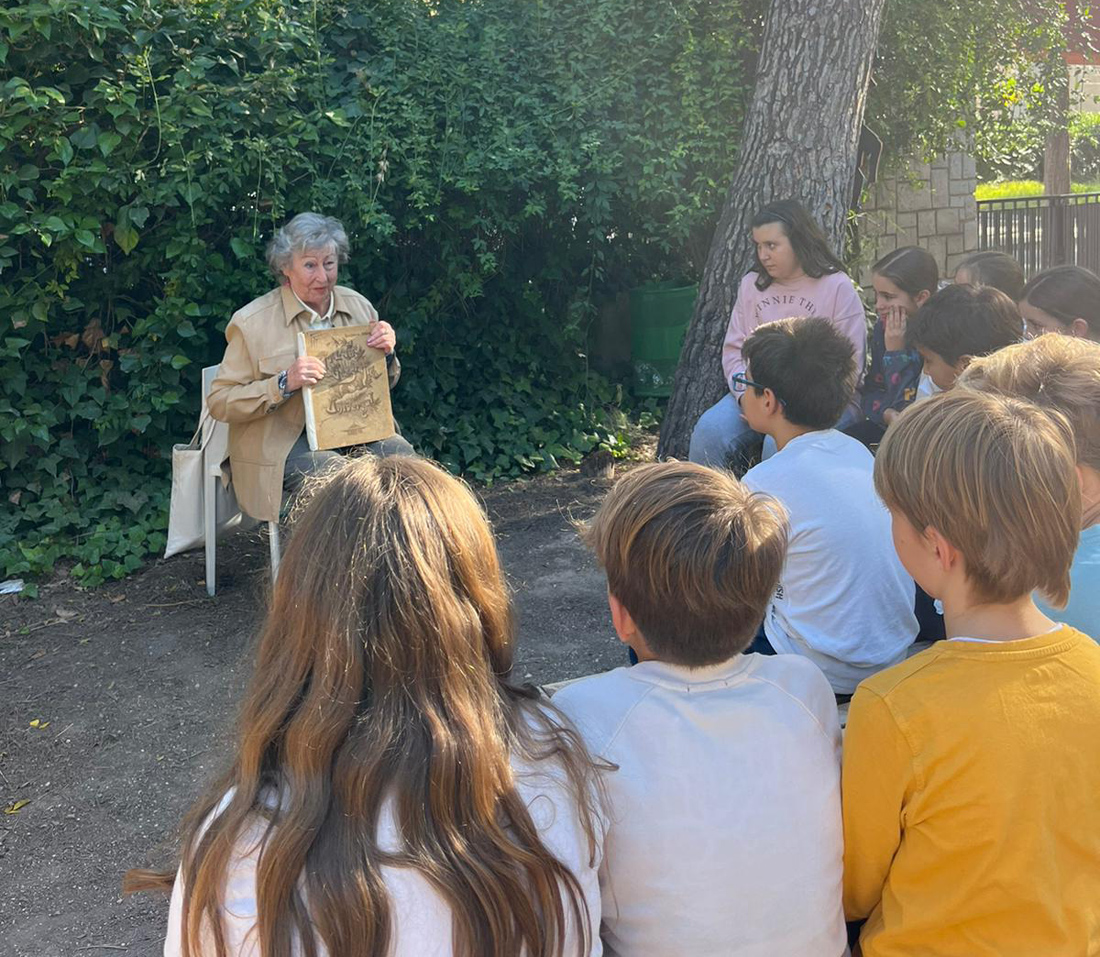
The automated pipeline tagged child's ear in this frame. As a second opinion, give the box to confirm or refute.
[764,387,783,416]
[1069,317,1091,339]
[607,592,639,646]
[914,289,932,308]
[953,355,973,376]
[925,526,961,573]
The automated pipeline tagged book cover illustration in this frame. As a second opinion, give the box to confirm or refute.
[297,325,395,451]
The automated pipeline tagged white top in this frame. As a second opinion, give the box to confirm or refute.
[915,372,939,399]
[553,654,847,957]
[164,749,603,956]
[742,429,918,694]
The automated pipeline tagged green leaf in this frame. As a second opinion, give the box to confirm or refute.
[70,127,97,150]
[74,229,96,247]
[169,354,190,370]
[114,224,138,254]
[97,131,122,156]
[229,237,251,259]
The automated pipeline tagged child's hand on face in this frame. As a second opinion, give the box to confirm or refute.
[883,305,908,352]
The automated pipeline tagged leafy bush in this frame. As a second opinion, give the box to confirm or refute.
[1070,111,1100,182]
[972,110,1100,187]
[0,0,753,584]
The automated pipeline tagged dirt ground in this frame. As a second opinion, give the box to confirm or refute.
[0,465,635,957]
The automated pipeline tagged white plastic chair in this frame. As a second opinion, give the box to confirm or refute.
[201,365,281,596]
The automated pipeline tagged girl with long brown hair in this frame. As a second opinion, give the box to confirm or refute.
[128,456,605,957]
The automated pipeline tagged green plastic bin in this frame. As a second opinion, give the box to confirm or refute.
[630,281,697,397]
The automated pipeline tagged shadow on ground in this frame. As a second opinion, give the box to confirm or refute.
[0,468,627,956]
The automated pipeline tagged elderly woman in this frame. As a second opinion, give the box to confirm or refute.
[208,212,413,524]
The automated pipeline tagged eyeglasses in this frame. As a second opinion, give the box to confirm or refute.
[731,372,785,406]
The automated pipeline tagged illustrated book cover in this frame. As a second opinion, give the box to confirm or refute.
[297,325,394,451]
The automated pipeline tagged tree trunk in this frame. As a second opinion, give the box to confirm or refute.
[658,0,887,459]
[1043,66,1071,196]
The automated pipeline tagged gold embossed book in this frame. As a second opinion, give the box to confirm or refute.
[297,326,395,451]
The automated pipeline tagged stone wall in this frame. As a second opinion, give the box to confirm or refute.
[858,152,979,284]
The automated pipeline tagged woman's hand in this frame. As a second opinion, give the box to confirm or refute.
[367,320,396,356]
[882,305,908,353]
[286,356,326,392]
[882,408,899,427]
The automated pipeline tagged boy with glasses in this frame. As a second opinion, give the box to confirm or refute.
[738,317,918,697]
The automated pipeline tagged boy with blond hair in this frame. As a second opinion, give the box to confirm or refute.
[958,334,1100,637]
[843,390,1100,956]
[554,462,847,957]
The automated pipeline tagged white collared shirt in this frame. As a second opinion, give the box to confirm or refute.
[292,290,336,329]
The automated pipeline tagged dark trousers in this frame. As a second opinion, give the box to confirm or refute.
[283,431,415,492]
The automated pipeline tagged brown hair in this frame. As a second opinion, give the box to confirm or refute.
[906,283,1023,364]
[954,251,1026,302]
[126,457,603,957]
[1021,264,1100,339]
[582,462,788,666]
[874,391,1079,607]
[751,199,847,290]
[742,316,858,429]
[873,245,939,299]
[958,335,1100,471]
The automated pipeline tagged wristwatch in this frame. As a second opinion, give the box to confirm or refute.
[277,370,294,398]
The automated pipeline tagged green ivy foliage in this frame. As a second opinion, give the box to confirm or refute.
[0,0,752,584]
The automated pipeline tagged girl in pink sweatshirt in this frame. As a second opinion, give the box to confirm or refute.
[689,199,867,471]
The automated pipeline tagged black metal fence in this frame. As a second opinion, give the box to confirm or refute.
[977,192,1100,277]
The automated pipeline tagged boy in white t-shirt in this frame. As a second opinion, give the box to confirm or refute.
[738,316,918,695]
[555,462,847,957]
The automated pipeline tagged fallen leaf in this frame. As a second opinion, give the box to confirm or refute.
[29,719,40,728]
[29,649,46,660]
[54,607,77,620]
[8,490,20,506]
[3,800,29,815]
[108,595,125,604]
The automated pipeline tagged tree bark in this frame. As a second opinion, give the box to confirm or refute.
[658,0,888,459]
[1043,66,1071,196]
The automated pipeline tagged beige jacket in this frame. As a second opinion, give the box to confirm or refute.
[208,284,401,522]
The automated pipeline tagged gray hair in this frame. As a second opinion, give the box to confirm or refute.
[266,212,350,278]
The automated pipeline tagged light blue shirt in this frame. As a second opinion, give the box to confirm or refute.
[1037,523,1100,640]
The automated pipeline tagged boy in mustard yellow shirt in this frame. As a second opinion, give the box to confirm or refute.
[843,390,1100,956]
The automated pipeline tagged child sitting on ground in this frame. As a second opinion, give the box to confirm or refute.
[1019,263,1100,341]
[843,390,1100,956]
[959,335,1100,638]
[953,250,1026,302]
[689,198,867,472]
[130,457,605,957]
[554,462,847,957]
[848,245,938,446]
[905,283,1022,391]
[738,316,917,696]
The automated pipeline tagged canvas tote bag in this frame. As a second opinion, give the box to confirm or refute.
[164,408,240,559]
